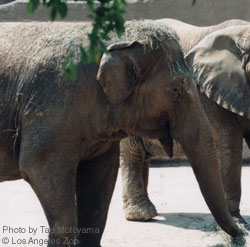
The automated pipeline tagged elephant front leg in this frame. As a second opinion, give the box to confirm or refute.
[76,143,120,247]
[19,139,79,246]
[218,131,246,225]
[120,137,157,221]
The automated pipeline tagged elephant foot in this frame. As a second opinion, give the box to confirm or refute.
[214,212,248,236]
[123,197,157,221]
[231,212,248,227]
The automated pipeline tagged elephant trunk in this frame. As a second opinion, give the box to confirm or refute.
[170,89,241,237]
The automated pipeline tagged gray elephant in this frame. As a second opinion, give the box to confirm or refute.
[120,19,250,225]
[0,20,241,246]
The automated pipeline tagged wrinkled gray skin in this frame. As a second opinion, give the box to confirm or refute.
[120,18,250,225]
[0,21,241,246]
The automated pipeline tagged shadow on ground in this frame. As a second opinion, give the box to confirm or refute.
[148,212,250,233]
[150,159,250,167]
[149,212,215,232]
[144,213,250,247]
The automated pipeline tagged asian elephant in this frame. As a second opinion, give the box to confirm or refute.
[120,19,250,225]
[0,20,242,246]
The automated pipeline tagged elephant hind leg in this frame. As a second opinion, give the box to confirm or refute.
[120,137,157,221]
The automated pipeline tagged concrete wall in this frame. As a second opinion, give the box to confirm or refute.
[125,0,250,25]
[1,0,250,25]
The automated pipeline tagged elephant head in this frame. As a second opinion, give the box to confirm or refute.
[97,22,188,157]
[97,21,241,237]
[185,25,250,119]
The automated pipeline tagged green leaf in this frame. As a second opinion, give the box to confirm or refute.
[29,0,128,67]
[58,2,67,19]
[80,46,89,64]
[27,0,40,15]
[64,56,78,81]
[43,0,68,20]
[87,14,94,19]
[50,6,57,21]
[98,41,108,53]
[87,1,94,12]
[120,0,127,5]
[26,2,34,14]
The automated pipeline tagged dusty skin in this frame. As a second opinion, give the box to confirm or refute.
[1,166,250,247]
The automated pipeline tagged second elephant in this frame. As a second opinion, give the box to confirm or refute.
[120,19,250,225]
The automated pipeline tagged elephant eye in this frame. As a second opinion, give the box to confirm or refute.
[128,64,138,83]
[132,64,138,82]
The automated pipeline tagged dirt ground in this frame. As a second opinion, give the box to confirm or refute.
[1,167,250,247]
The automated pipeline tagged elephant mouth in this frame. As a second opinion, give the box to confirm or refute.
[158,122,174,158]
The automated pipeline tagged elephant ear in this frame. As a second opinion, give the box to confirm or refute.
[97,41,143,105]
[185,32,250,119]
